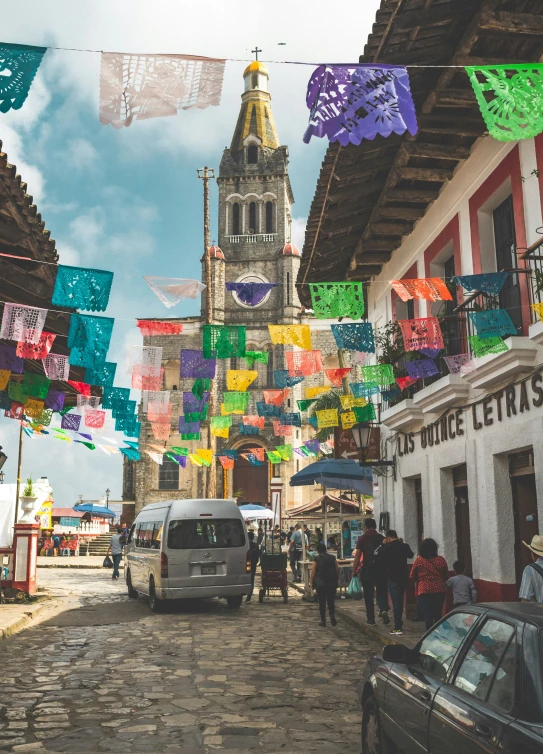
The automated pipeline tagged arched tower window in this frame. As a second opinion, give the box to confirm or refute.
[249,202,257,233]
[251,74,258,89]
[265,346,274,387]
[265,201,274,233]
[232,202,240,235]
[247,145,258,164]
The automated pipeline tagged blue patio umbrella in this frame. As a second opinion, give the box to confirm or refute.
[289,458,373,496]
[73,503,116,518]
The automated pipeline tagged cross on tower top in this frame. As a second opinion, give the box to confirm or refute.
[252,46,262,61]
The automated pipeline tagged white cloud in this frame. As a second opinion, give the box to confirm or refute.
[291,216,307,252]
[64,138,99,169]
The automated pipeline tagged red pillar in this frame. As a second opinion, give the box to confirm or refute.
[12,522,39,594]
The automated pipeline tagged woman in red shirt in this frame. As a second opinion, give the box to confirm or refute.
[410,538,448,630]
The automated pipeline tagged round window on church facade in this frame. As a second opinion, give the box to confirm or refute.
[231,272,273,309]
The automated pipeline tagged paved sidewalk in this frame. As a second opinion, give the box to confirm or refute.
[0,599,50,642]
[37,555,125,569]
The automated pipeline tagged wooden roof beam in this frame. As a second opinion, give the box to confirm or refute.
[377,206,426,220]
[403,142,472,161]
[479,10,543,37]
[384,188,440,203]
[397,166,455,182]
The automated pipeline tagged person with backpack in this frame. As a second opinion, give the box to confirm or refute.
[352,518,389,626]
[379,530,414,636]
[311,542,339,627]
[520,535,543,602]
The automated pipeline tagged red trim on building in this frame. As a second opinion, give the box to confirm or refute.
[423,215,461,277]
[474,579,517,603]
[534,134,543,217]
[469,146,531,335]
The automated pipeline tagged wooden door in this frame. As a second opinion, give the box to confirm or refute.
[233,445,269,504]
[453,465,473,577]
[510,450,539,589]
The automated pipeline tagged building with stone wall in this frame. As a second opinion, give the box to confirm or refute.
[124,63,342,515]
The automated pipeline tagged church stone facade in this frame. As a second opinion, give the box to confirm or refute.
[125,62,341,515]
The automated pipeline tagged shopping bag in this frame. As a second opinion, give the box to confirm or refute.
[347,575,362,599]
[103,555,113,568]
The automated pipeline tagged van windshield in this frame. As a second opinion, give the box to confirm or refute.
[167,519,245,550]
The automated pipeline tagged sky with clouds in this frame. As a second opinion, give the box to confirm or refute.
[1,0,381,507]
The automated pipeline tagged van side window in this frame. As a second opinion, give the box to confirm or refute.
[150,523,163,550]
[127,524,136,544]
[134,524,144,548]
[167,519,245,549]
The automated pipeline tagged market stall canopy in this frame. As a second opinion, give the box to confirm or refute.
[238,504,275,521]
[286,493,360,519]
[289,458,373,495]
[73,503,116,518]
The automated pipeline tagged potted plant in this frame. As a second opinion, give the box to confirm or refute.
[19,475,38,523]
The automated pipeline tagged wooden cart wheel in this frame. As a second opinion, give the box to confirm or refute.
[258,589,265,603]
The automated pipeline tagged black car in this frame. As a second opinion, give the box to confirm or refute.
[359,603,543,753]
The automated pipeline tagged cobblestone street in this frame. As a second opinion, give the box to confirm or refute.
[0,568,380,754]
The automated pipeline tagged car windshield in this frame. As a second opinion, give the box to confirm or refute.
[167,519,245,549]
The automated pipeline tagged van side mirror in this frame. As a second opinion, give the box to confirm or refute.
[383,644,411,664]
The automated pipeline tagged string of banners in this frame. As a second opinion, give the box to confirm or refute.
[2,258,540,463]
[2,43,543,143]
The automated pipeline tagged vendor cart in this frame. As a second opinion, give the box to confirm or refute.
[259,550,288,603]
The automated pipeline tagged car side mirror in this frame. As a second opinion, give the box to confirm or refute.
[383,644,411,664]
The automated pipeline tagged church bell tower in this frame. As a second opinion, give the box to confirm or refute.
[212,60,301,326]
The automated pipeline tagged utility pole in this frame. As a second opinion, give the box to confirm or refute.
[13,422,23,533]
[198,167,217,499]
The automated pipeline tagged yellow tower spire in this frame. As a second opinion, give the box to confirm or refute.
[230,60,279,154]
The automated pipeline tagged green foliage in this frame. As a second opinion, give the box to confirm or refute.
[310,390,342,443]
[23,475,34,497]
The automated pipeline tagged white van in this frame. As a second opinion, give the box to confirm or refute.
[125,499,251,611]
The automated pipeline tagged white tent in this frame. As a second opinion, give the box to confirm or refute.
[0,478,53,547]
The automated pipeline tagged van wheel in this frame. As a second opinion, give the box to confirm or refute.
[126,569,138,599]
[148,577,164,613]
[226,595,243,609]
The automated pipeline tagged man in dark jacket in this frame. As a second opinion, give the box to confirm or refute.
[246,531,260,603]
[379,529,414,635]
[352,518,388,626]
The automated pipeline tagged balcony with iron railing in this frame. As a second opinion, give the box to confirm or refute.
[380,263,541,429]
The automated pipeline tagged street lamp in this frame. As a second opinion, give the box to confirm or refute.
[106,488,110,506]
[351,423,396,481]
[0,470,4,484]
[0,446,7,471]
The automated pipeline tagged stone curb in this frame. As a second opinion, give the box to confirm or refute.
[0,600,48,644]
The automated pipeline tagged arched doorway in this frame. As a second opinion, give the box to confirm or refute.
[233,444,269,504]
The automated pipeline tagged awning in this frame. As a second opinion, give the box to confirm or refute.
[289,458,373,496]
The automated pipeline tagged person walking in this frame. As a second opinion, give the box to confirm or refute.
[311,542,339,627]
[519,535,543,602]
[246,531,260,603]
[410,538,448,630]
[447,561,477,608]
[379,530,414,636]
[289,523,305,582]
[257,527,264,547]
[353,518,389,626]
[106,527,124,580]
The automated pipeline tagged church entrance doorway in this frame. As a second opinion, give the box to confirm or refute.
[233,445,269,504]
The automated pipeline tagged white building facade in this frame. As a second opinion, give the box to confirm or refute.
[369,133,543,602]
